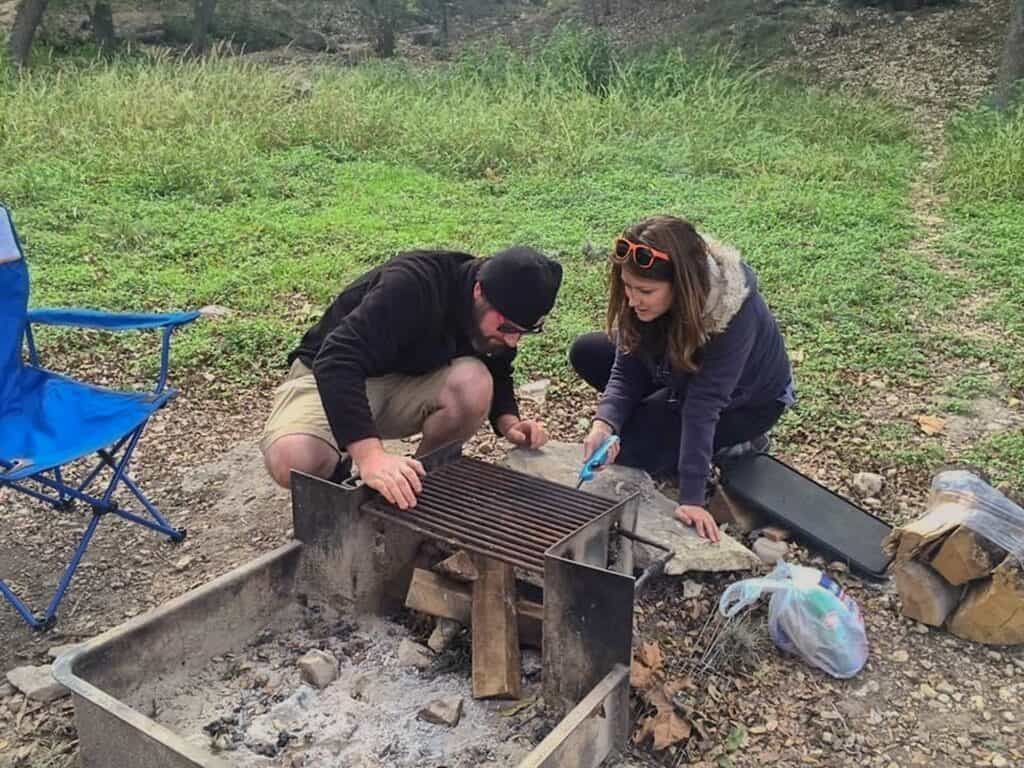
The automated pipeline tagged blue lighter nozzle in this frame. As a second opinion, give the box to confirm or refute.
[577,434,619,487]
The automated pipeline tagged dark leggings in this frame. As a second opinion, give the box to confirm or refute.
[569,332,785,477]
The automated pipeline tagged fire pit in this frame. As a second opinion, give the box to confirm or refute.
[54,444,670,768]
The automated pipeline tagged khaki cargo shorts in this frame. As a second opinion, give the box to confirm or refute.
[259,358,471,455]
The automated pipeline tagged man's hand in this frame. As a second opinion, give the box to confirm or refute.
[674,504,720,543]
[348,438,425,510]
[583,421,619,467]
[503,418,549,449]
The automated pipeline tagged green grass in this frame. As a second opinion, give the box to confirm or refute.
[939,102,1024,391]
[0,28,1001,478]
[930,102,1024,490]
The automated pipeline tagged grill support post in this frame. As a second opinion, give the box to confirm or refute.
[542,494,637,720]
[291,471,422,614]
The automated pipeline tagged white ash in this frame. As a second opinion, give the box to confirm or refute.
[132,603,538,767]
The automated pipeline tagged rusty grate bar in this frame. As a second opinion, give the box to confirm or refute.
[359,456,618,573]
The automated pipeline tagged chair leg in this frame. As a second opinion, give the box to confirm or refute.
[0,511,102,631]
[96,442,184,541]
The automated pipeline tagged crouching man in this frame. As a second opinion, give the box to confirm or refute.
[261,246,563,509]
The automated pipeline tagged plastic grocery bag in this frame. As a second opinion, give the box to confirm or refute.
[718,562,868,679]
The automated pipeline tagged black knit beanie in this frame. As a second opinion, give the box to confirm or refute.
[478,247,563,330]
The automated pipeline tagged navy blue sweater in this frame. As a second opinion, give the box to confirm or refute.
[596,264,792,505]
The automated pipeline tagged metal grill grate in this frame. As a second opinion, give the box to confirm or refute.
[359,456,618,573]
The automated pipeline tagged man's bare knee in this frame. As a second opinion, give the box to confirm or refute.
[263,435,338,488]
[441,359,493,421]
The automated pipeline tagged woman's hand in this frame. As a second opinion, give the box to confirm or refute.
[583,421,620,467]
[674,504,720,543]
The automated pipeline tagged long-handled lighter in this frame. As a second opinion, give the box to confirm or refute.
[575,435,619,490]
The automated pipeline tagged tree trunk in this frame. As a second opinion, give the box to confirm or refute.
[994,0,1024,110]
[375,17,396,58]
[191,0,217,56]
[89,2,116,53]
[7,0,50,69]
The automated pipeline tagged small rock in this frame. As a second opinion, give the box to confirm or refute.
[682,580,703,599]
[892,650,910,663]
[199,304,233,318]
[174,556,194,572]
[418,695,463,727]
[47,643,81,660]
[296,649,337,689]
[821,730,834,744]
[212,733,234,751]
[0,681,16,697]
[350,673,372,701]
[427,618,462,654]
[920,684,938,699]
[956,736,971,749]
[521,649,542,679]
[517,379,550,405]
[912,622,930,635]
[853,472,885,498]
[753,537,788,565]
[992,756,1008,768]
[1002,711,1016,723]
[6,665,68,702]
[434,550,479,582]
[397,639,434,669]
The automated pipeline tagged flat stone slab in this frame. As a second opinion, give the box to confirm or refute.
[6,664,69,702]
[502,441,759,576]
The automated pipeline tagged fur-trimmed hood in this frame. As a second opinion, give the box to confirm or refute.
[702,237,752,336]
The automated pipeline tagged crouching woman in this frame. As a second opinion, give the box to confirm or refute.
[571,215,795,542]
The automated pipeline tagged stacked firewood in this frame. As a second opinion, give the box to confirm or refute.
[884,481,1024,645]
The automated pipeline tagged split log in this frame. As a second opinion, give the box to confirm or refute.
[471,555,521,699]
[883,496,971,562]
[434,549,479,582]
[929,526,1006,586]
[707,485,763,534]
[893,561,961,626]
[405,568,542,648]
[949,557,1024,645]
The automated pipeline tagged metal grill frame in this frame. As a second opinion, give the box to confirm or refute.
[290,443,642,766]
[358,447,634,575]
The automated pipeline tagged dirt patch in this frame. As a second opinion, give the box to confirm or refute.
[946,396,1024,448]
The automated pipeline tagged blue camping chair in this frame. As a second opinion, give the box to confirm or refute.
[0,205,200,630]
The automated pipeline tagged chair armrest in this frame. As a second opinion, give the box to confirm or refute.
[27,308,201,331]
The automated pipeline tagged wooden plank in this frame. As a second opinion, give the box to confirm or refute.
[893,561,962,626]
[404,568,542,648]
[949,557,1024,645]
[930,526,1006,585]
[517,664,630,768]
[471,555,521,699]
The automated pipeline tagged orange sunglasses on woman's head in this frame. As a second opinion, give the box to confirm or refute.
[612,237,671,269]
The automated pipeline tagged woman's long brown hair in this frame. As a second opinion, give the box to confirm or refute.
[606,215,711,373]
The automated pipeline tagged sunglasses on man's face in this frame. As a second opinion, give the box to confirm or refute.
[496,314,544,336]
[612,237,671,269]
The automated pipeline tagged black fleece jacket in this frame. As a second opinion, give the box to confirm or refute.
[289,250,519,450]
